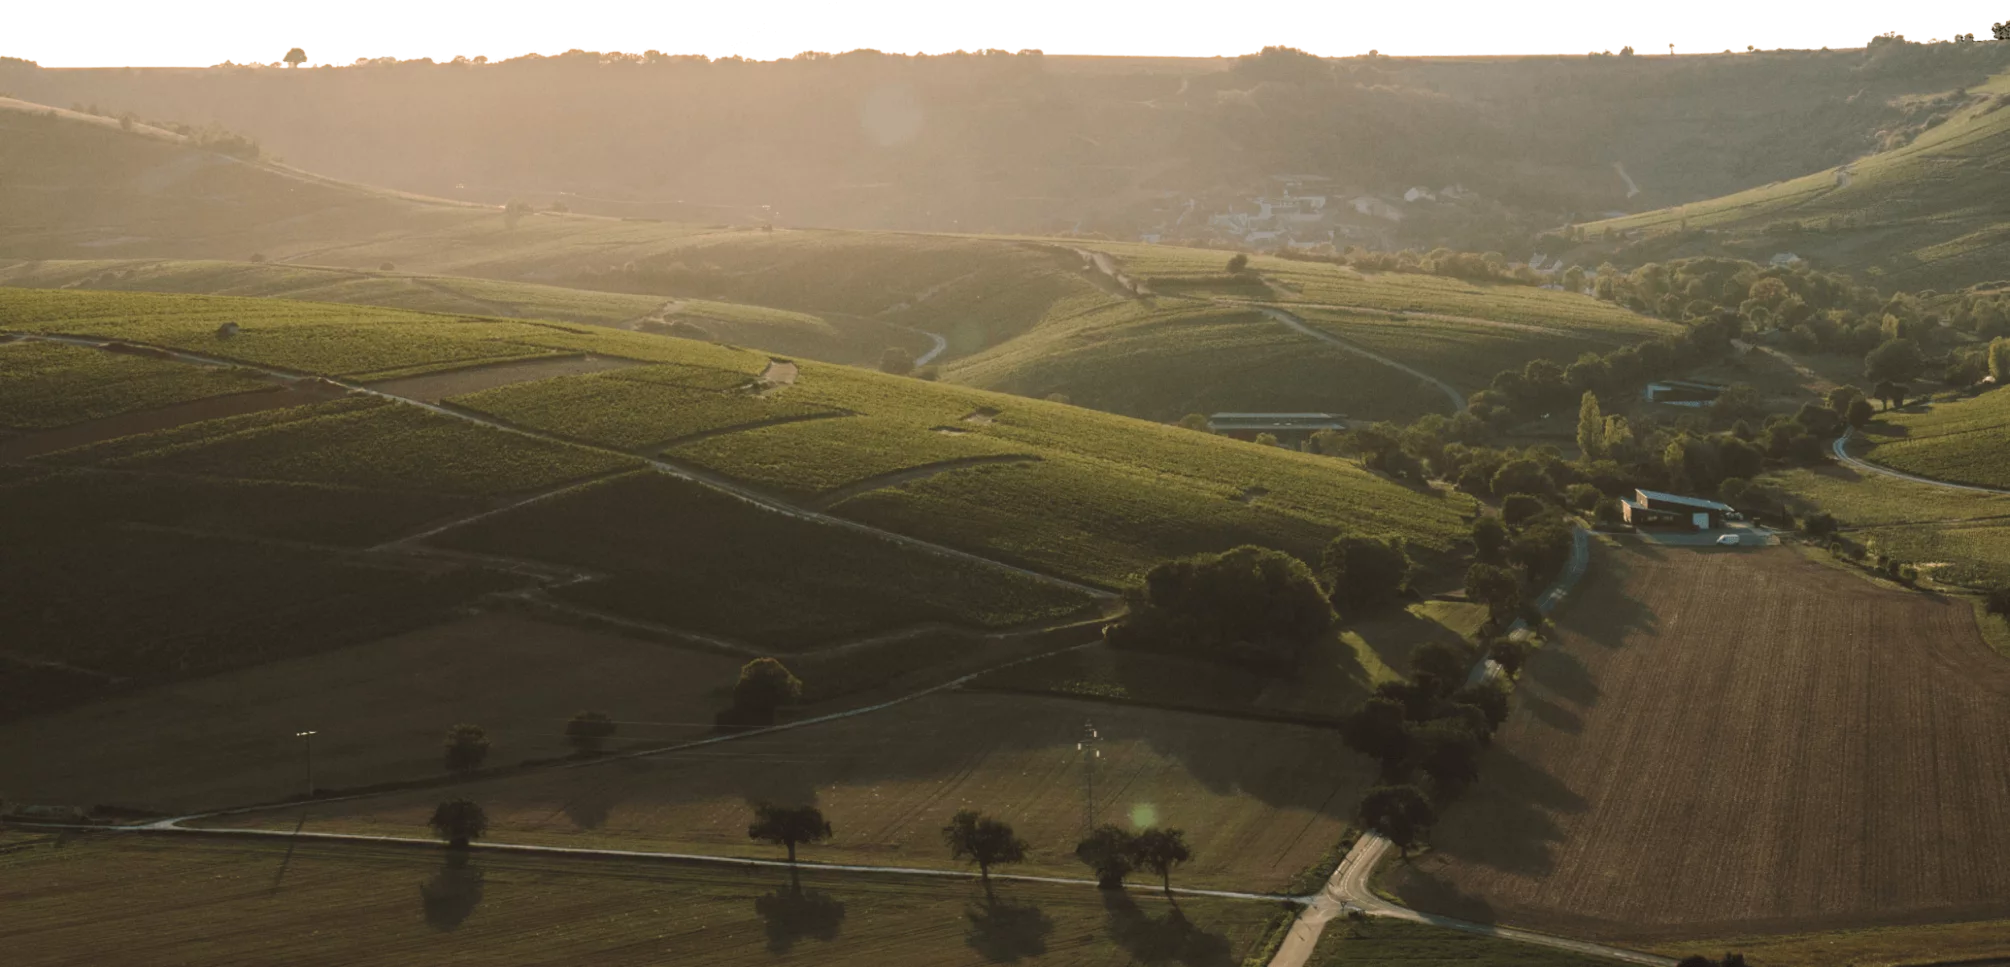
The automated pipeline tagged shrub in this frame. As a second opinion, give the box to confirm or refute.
[1227,253,1249,274]
[564,710,617,753]
[1800,512,1838,538]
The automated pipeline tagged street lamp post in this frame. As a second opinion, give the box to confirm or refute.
[295,730,317,798]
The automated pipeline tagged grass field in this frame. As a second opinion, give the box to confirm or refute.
[1655,918,2010,967]
[202,691,1373,893]
[0,612,745,813]
[0,833,1281,966]
[1578,73,2010,290]
[428,472,1096,649]
[1856,388,2010,490]
[1307,916,1616,966]
[1386,542,2010,942]
[0,338,269,429]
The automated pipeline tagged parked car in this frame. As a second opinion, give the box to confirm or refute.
[1717,534,1741,546]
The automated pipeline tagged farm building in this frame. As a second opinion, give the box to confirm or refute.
[1621,489,1734,530]
[1642,379,1727,407]
[1206,412,1346,442]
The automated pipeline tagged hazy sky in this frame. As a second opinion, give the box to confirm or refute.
[7,33,1993,64]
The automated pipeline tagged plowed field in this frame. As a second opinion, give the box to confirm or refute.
[1389,543,2010,942]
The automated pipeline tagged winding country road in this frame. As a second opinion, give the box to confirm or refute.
[1266,524,1673,967]
[1833,428,2010,496]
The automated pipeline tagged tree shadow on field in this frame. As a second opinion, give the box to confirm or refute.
[419,852,486,930]
[753,883,847,952]
[1352,607,1474,697]
[1382,858,1500,925]
[965,890,1055,962]
[1433,749,1586,878]
[562,779,622,830]
[1526,647,1599,711]
[1102,890,1234,966]
[1516,691,1585,734]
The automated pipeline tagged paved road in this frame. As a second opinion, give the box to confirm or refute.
[1833,428,2010,496]
[1266,524,1674,967]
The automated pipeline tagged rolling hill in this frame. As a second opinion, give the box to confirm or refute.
[1572,71,2010,290]
[0,287,1473,719]
[1854,386,2010,490]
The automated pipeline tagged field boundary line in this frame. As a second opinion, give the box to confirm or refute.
[1252,306,1465,415]
[808,453,1043,509]
[1833,429,2010,496]
[1264,523,1672,967]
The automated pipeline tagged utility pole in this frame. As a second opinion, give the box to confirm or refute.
[295,730,317,798]
[1077,720,1101,834]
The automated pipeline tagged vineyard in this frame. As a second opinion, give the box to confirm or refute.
[429,471,1096,648]
[1858,388,2010,490]
[0,338,269,428]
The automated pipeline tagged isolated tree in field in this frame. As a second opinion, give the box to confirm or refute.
[1864,338,1924,385]
[733,657,803,724]
[1358,784,1435,857]
[1129,828,1191,896]
[1561,265,1586,293]
[1074,825,1136,889]
[1321,535,1412,617]
[941,809,1029,892]
[1340,696,1411,775]
[1575,391,1604,460]
[749,803,832,890]
[1104,545,1333,673]
[564,710,617,753]
[284,48,306,68]
[443,723,489,773]
[879,346,915,376]
[1226,253,1249,274]
[428,798,488,849]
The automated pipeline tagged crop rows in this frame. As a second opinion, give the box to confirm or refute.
[43,397,634,497]
[0,339,269,429]
[452,369,834,451]
[429,471,1095,649]
[1862,390,2010,489]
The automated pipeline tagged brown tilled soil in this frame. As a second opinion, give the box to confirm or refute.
[1388,543,2010,942]
[0,381,341,461]
[365,354,640,402]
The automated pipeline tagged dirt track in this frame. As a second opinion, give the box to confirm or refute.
[1391,543,2010,941]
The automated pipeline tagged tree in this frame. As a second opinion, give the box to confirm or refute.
[1712,383,1764,427]
[1227,253,1249,274]
[429,798,488,849]
[1986,586,2010,619]
[1322,535,1412,617]
[1409,642,1473,699]
[1074,825,1136,888]
[1104,546,1334,673]
[1486,636,1530,678]
[1501,494,1546,529]
[734,658,804,724]
[1846,396,1876,428]
[1410,720,1483,792]
[283,48,307,68]
[1453,681,1511,733]
[749,803,832,889]
[1129,828,1192,896]
[942,810,1029,891]
[1340,697,1412,775]
[1358,785,1436,856]
[564,710,617,753]
[1997,22,2010,42]
[443,723,489,773]
[1465,563,1523,628]
[1177,413,1211,432]
[1471,516,1508,565]
[1491,459,1551,498]
[1864,338,1924,384]
[1510,518,1576,585]
[1988,337,2010,385]
[1576,391,1604,460]
[879,346,915,376]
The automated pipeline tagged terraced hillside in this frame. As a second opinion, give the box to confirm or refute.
[1855,388,2010,490]
[0,287,1471,702]
[1574,73,2010,290]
